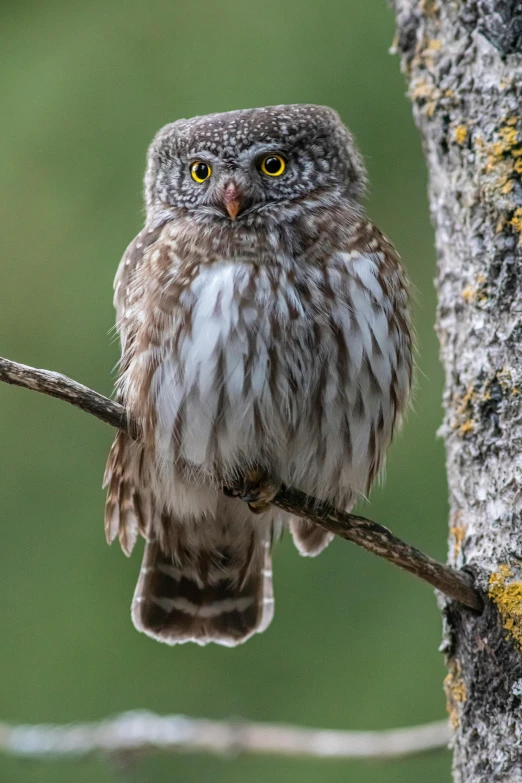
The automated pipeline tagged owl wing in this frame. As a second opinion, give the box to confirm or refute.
[290,222,412,556]
[103,221,168,555]
[113,221,167,351]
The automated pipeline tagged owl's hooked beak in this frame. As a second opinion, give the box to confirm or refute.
[222,181,242,220]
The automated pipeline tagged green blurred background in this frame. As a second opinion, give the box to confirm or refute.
[0,1,450,781]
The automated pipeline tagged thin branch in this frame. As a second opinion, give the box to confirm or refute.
[0,710,451,761]
[0,355,483,611]
[0,356,129,434]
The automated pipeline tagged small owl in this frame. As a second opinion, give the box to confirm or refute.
[104,105,412,647]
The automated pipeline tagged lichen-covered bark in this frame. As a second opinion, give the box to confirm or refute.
[392,1,522,780]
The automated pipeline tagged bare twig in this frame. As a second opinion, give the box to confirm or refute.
[0,356,129,433]
[0,355,483,611]
[0,710,451,761]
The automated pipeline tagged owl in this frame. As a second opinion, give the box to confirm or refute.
[103,104,412,647]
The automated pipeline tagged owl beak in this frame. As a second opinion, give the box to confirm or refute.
[223,181,241,220]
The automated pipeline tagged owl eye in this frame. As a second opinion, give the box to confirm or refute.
[260,154,286,177]
[190,160,212,183]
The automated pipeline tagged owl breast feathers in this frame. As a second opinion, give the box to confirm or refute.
[103,104,412,647]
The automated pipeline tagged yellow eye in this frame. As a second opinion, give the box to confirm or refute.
[260,154,286,177]
[190,160,212,183]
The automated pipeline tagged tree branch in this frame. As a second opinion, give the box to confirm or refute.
[0,356,131,435]
[0,355,483,611]
[0,710,451,761]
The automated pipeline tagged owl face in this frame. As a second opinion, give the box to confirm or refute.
[145,105,366,223]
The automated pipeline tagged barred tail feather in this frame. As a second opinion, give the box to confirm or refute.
[132,498,275,647]
[290,518,334,557]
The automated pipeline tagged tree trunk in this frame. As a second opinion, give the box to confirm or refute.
[391,1,522,780]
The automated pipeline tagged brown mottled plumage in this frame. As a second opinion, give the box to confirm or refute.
[103,105,412,646]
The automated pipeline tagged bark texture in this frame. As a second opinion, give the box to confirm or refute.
[392,1,522,781]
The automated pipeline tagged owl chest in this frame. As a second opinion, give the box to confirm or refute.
[174,260,318,409]
[148,256,397,473]
[148,259,322,466]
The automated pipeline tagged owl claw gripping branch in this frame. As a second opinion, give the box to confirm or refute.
[103,105,413,647]
[224,467,282,514]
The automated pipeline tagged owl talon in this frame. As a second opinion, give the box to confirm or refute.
[223,485,240,498]
[247,500,274,515]
[231,467,281,514]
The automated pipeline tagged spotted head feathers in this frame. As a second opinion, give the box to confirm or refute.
[144,104,367,222]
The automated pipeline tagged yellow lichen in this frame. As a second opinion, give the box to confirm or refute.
[444,660,466,729]
[455,124,468,145]
[450,367,516,435]
[499,125,519,147]
[461,285,476,303]
[500,175,515,195]
[510,208,522,245]
[423,38,442,69]
[478,119,522,208]
[410,77,440,117]
[489,565,522,648]
[408,35,446,114]
[461,273,487,305]
[450,524,466,557]
[486,123,520,166]
[411,78,437,100]
[459,420,475,435]
[451,384,477,434]
[457,385,475,413]
[420,0,440,16]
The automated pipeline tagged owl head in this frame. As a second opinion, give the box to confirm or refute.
[144,104,367,224]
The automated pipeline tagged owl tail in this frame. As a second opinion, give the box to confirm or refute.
[290,518,334,557]
[131,495,275,647]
